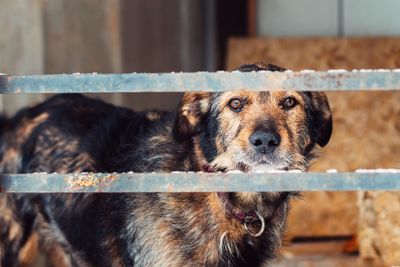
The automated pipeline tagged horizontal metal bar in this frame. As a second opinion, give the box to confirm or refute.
[1,172,400,193]
[1,70,400,93]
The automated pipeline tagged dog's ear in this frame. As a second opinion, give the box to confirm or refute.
[173,92,212,142]
[308,92,333,147]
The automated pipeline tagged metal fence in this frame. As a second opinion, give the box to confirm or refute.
[1,70,399,193]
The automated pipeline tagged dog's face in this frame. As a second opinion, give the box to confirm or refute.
[173,63,332,173]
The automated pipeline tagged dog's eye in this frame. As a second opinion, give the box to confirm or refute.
[228,98,243,111]
[281,97,297,109]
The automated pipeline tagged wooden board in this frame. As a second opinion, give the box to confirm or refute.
[0,0,124,114]
[0,0,45,114]
[358,191,400,266]
[271,241,359,267]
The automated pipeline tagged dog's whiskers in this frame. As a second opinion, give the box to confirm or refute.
[218,231,242,263]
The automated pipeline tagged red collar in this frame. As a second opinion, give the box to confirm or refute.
[216,192,260,224]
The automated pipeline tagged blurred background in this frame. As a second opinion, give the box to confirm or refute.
[1,0,400,266]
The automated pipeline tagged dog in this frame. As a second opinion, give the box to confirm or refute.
[0,63,332,267]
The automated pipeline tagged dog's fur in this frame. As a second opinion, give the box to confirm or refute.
[0,63,332,267]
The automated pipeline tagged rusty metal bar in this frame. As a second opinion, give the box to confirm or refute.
[1,171,399,193]
[1,70,400,93]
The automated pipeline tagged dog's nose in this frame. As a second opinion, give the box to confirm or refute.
[249,130,281,154]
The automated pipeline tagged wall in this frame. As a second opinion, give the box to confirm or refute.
[257,0,400,37]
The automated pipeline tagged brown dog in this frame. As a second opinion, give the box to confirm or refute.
[0,63,332,266]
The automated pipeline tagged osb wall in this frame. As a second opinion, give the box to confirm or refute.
[227,37,400,238]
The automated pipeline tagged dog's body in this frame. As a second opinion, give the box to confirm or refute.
[0,63,332,267]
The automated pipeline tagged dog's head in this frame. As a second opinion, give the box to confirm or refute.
[173,62,332,172]
[173,63,332,252]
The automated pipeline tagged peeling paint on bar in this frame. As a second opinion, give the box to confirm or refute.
[2,70,400,93]
[1,172,400,193]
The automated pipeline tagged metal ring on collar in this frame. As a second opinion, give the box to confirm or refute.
[243,211,265,237]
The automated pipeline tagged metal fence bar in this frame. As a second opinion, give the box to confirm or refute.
[1,70,400,193]
[1,172,399,193]
[2,70,400,93]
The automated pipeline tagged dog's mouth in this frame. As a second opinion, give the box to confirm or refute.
[235,161,291,173]
[207,147,298,173]
[206,157,292,173]
[240,150,295,171]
